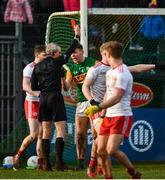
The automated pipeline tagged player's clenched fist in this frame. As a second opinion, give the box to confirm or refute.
[84,105,101,118]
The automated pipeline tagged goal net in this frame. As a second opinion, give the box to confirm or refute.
[46,8,165,66]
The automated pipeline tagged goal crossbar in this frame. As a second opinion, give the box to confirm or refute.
[90,8,165,15]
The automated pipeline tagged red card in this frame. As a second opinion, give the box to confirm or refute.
[71,19,76,28]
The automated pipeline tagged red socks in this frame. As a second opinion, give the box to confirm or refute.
[17,149,22,157]
[89,157,96,167]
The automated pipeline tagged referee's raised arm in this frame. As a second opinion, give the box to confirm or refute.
[63,25,80,61]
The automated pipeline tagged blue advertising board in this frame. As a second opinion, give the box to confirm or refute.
[122,108,165,161]
[49,106,165,163]
[28,107,165,163]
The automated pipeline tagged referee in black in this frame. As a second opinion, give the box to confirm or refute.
[31,25,80,171]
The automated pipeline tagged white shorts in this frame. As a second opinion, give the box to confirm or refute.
[76,101,90,117]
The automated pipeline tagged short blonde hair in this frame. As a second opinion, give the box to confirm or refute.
[100,41,123,59]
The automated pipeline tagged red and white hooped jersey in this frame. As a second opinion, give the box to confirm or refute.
[105,64,133,117]
[23,62,39,101]
[85,61,110,103]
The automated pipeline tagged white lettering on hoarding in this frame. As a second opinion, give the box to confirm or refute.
[132,92,150,101]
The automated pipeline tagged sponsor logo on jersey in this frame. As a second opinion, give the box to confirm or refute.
[63,73,86,105]
[131,82,153,108]
[73,73,86,84]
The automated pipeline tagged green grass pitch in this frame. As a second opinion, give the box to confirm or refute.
[0,163,165,179]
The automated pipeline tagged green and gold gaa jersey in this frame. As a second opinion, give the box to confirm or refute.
[67,57,97,102]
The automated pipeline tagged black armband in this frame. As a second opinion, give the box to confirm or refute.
[89,99,100,106]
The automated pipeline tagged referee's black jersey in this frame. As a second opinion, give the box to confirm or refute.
[31,38,79,93]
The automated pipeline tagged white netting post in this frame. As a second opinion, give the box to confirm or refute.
[80,0,88,56]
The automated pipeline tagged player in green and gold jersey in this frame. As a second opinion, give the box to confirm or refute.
[64,44,97,170]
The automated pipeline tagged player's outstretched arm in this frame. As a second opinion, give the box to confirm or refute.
[128,64,155,73]
[129,63,165,73]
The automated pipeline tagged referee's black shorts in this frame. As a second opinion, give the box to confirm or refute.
[39,91,67,122]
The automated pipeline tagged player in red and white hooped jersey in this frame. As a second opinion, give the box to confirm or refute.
[82,53,110,178]
[23,61,41,102]
[13,45,46,170]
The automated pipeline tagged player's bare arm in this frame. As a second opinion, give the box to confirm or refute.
[22,77,40,97]
[74,24,80,37]
[82,78,93,101]
[64,69,73,90]
[128,64,155,73]
[100,88,124,109]
[100,93,108,117]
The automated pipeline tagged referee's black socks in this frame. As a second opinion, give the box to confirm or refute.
[55,137,64,166]
[42,139,52,170]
